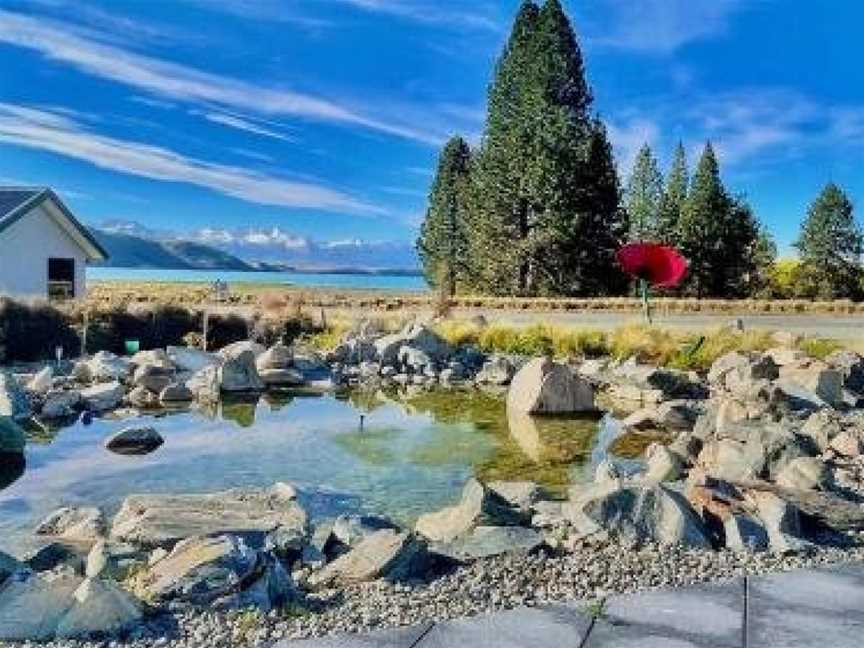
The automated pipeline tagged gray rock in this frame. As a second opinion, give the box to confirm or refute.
[110,482,308,549]
[85,541,144,580]
[25,543,86,575]
[219,350,265,393]
[778,360,843,407]
[105,426,164,455]
[80,381,125,412]
[580,484,711,548]
[308,529,428,587]
[707,351,750,384]
[374,324,453,366]
[219,340,265,360]
[55,577,143,639]
[130,348,173,369]
[167,346,221,373]
[0,416,25,454]
[415,479,528,543]
[331,338,377,366]
[127,385,159,409]
[159,382,194,403]
[697,438,759,482]
[35,507,105,545]
[830,429,864,457]
[256,344,293,371]
[747,490,809,553]
[0,550,25,585]
[476,356,516,386]
[185,365,220,403]
[507,357,595,414]
[398,345,433,372]
[259,368,305,387]
[743,425,816,479]
[800,409,843,453]
[765,347,807,366]
[642,443,683,484]
[826,349,864,394]
[431,526,544,562]
[776,457,833,491]
[0,573,82,640]
[488,481,542,512]
[332,514,399,547]
[0,372,30,420]
[40,389,81,419]
[132,363,173,394]
[85,352,131,383]
[27,367,53,395]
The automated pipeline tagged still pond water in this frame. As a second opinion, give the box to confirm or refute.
[0,389,637,557]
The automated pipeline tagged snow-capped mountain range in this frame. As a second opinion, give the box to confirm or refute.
[97,220,420,272]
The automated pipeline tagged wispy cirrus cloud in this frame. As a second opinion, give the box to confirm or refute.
[586,0,745,54]
[192,110,296,143]
[0,9,441,145]
[333,0,501,31]
[0,103,383,215]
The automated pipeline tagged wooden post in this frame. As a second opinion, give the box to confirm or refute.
[203,309,209,351]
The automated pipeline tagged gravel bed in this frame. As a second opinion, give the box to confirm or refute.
[11,541,864,648]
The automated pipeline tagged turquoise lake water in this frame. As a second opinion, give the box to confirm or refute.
[0,389,629,558]
[88,267,429,292]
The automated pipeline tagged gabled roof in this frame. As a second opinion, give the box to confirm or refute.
[0,186,109,261]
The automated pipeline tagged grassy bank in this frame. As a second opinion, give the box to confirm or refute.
[85,280,864,315]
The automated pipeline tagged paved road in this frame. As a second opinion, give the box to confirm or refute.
[452,309,864,341]
[276,562,864,647]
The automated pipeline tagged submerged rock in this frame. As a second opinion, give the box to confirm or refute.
[0,573,82,641]
[110,483,308,549]
[507,357,595,414]
[105,426,164,456]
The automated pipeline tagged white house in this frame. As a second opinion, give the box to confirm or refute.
[0,187,108,300]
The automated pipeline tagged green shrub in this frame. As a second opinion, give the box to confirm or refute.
[205,313,250,351]
[84,306,199,354]
[799,337,843,360]
[0,298,80,362]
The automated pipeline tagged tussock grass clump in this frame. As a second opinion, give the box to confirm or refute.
[609,324,679,365]
[799,337,843,360]
[668,328,775,371]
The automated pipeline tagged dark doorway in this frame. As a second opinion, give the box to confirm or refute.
[48,257,75,299]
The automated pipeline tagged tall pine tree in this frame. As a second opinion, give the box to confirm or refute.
[795,183,863,300]
[417,136,473,296]
[625,144,664,241]
[658,142,688,245]
[470,0,627,296]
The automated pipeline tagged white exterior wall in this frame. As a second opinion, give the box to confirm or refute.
[0,204,88,299]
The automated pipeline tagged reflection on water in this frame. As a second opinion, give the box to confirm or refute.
[0,387,629,557]
[0,454,25,490]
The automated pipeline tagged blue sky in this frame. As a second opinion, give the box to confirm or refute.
[0,0,862,255]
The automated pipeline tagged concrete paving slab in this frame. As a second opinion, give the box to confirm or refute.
[748,563,864,648]
[584,579,745,648]
[275,622,434,648]
[415,603,593,648]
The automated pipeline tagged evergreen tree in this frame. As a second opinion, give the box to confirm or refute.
[658,142,688,245]
[417,137,473,296]
[625,143,664,241]
[470,0,626,296]
[795,183,863,300]
[678,143,730,297]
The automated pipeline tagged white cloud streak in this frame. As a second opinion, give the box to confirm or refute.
[331,0,500,31]
[0,103,383,215]
[194,111,296,142]
[0,9,441,145]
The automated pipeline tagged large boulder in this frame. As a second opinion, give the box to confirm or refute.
[0,551,24,585]
[166,346,221,373]
[307,529,428,587]
[707,352,750,385]
[775,457,833,491]
[110,483,308,549]
[0,574,82,640]
[507,358,595,414]
[27,367,53,395]
[415,479,528,543]
[430,526,544,563]
[35,507,105,545]
[258,368,305,387]
[139,534,295,610]
[219,340,265,360]
[642,443,683,484]
[0,372,30,421]
[475,356,516,386]
[746,490,809,553]
[331,514,399,548]
[130,348,174,369]
[55,577,143,639]
[256,344,293,371]
[578,484,711,548]
[159,382,194,404]
[105,426,164,456]
[80,382,125,412]
[132,364,174,394]
[826,349,864,394]
[778,360,843,407]
[218,350,265,393]
[86,352,131,383]
[0,417,25,454]
[374,323,453,367]
[331,338,377,366]
[40,390,82,419]
[686,479,768,552]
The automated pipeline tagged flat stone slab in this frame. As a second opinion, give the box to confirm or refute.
[748,563,864,647]
[584,579,744,648]
[417,604,593,647]
[276,622,434,647]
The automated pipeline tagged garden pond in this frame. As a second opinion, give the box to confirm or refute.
[0,388,649,557]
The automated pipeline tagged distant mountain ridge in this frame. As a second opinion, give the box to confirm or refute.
[91,220,421,273]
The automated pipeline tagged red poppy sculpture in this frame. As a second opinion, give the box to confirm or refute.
[616,243,688,324]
